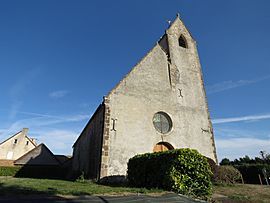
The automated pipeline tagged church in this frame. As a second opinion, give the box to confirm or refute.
[72,14,217,180]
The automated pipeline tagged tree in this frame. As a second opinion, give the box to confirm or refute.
[220,158,231,165]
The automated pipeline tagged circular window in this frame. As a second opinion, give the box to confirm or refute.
[153,112,172,134]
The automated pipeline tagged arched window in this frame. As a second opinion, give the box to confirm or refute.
[178,35,188,48]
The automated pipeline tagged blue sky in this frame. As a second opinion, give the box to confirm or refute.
[0,1,270,162]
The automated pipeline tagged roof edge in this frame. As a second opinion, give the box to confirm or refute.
[72,102,105,148]
[14,143,61,165]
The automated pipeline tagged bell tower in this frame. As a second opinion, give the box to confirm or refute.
[159,14,217,163]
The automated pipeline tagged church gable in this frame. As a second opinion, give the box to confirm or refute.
[107,44,170,101]
[106,15,198,105]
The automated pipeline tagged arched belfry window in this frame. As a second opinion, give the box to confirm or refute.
[178,35,188,48]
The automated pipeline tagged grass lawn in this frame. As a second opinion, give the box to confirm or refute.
[0,176,163,196]
[2,176,270,202]
[213,183,270,203]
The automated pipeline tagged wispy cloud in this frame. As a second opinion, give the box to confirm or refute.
[212,113,270,124]
[37,130,79,155]
[216,137,270,160]
[0,112,89,139]
[49,90,69,99]
[17,110,89,121]
[0,111,90,155]
[214,126,270,160]
[8,67,42,119]
[206,74,270,94]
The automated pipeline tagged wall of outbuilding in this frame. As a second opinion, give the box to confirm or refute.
[72,104,105,179]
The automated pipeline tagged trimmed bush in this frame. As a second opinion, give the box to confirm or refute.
[214,165,242,184]
[0,166,21,176]
[127,148,212,198]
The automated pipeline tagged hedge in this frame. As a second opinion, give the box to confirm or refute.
[127,148,213,198]
[235,164,270,184]
[0,166,21,176]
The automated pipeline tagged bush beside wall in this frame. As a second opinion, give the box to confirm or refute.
[0,166,21,176]
[214,165,242,184]
[127,148,213,198]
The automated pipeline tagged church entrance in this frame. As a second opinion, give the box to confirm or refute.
[153,142,174,152]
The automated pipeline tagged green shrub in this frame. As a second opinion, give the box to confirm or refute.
[127,148,213,198]
[215,165,242,184]
[235,164,270,184]
[0,166,21,176]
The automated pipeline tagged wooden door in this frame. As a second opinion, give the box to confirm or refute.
[153,142,173,152]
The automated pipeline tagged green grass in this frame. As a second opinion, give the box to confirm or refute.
[213,183,270,203]
[0,177,163,196]
[3,176,270,202]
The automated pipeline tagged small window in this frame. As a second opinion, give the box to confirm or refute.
[178,35,187,48]
[26,141,29,145]
[14,139,17,144]
[6,151,13,159]
[153,112,172,134]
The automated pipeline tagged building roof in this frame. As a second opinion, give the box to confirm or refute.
[55,155,71,164]
[72,103,104,147]
[14,143,60,166]
[0,128,37,147]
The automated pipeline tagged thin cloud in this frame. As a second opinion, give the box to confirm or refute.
[8,67,42,119]
[37,129,79,155]
[212,113,270,124]
[0,112,89,141]
[17,110,89,121]
[206,74,270,94]
[214,127,262,138]
[216,137,270,161]
[0,110,91,155]
[49,90,69,99]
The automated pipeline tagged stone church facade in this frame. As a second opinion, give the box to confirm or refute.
[72,15,217,180]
